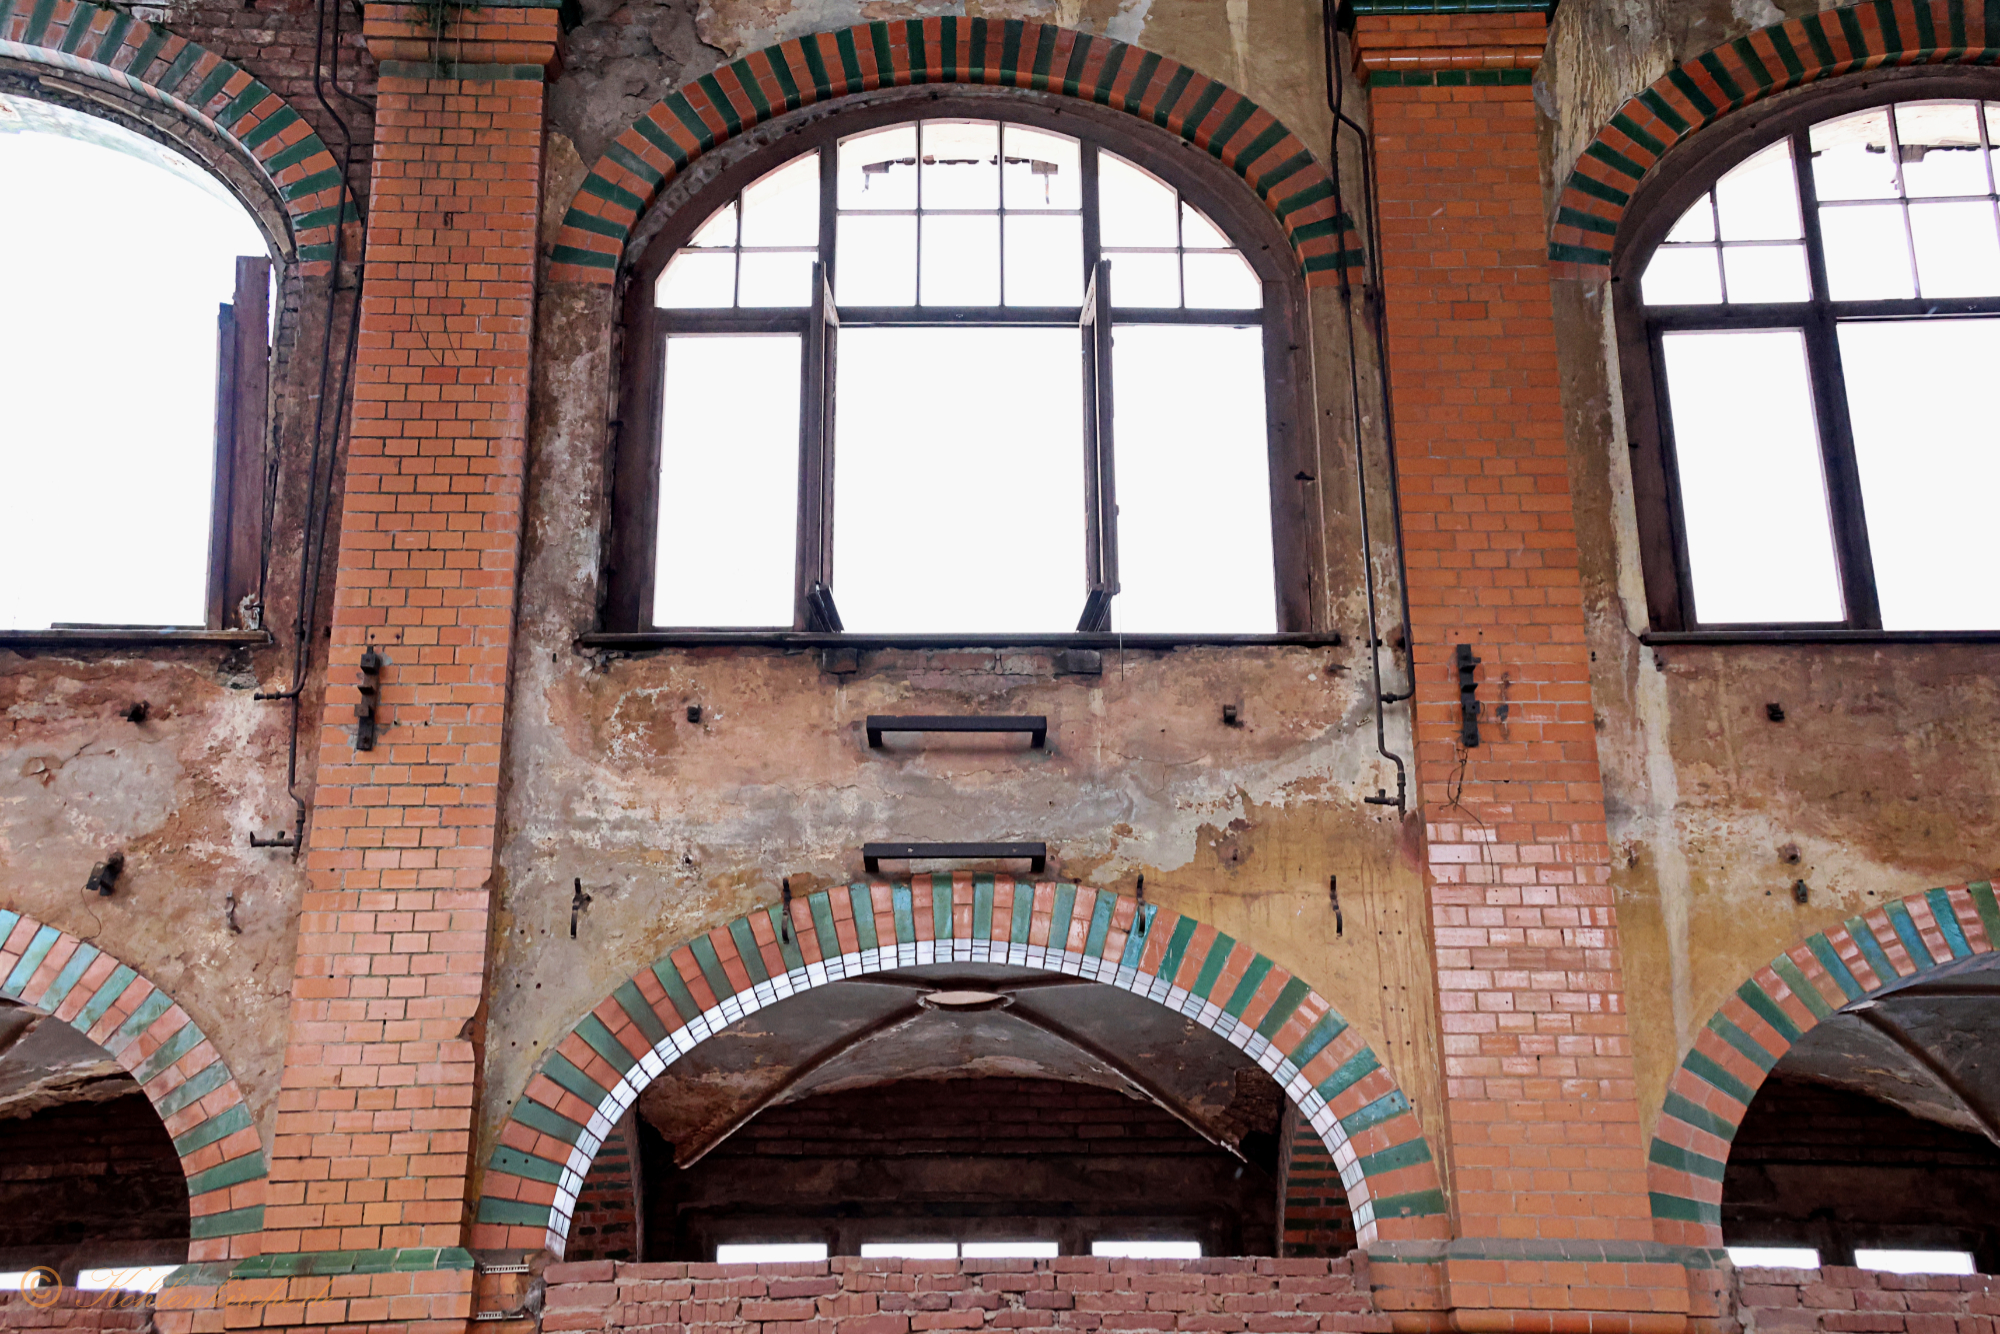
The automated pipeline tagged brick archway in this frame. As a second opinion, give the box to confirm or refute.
[0,908,267,1260]
[1550,0,2000,279]
[0,1,351,271]
[1647,880,1999,1246]
[547,17,1360,287]
[475,876,1447,1257]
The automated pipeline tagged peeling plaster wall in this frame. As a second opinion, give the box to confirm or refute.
[1542,0,2000,1142]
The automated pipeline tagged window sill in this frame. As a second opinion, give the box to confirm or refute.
[1642,629,2000,646]
[579,630,1343,651]
[0,628,275,649]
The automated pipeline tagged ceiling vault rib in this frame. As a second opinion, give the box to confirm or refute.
[1853,1003,2000,1148]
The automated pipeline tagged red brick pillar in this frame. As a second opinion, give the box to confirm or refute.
[1354,13,1690,1329]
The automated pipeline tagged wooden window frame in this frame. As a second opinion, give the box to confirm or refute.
[207,255,271,632]
[1613,70,2000,636]
[603,90,1323,641]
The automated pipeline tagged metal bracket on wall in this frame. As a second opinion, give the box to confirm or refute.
[1456,643,1481,748]
[863,842,1047,875]
[866,715,1048,749]
[356,647,384,751]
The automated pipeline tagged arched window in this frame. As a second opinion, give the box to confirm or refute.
[0,93,270,633]
[606,98,1314,639]
[1616,85,2000,635]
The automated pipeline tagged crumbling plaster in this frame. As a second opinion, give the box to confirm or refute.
[1542,0,2000,1142]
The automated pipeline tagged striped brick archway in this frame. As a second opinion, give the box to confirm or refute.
[475,876,1447,1257]
[1647,880,2000,1245]
[1550,0,2000,279]
[0,0,351,270]
[548,18,1362,287]
[0,908,267,1259]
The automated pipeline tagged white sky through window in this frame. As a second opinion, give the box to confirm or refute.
[0,94,266,629]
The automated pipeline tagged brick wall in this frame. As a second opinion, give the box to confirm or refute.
[1736,1266,2000,1334]
[1275,1110,1354,1259]
[540,1256,1390,1334]
[568,1112,642,1263]
[0,1292,152,1331]
[0,1093,187,1261]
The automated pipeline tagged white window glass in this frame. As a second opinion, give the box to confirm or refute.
[1837,318,2000,630]
[1908,200,2000,297]
[961,1242,1058,1258]
[652,334,801,627]
[738,251,816,307]
[717,1243,829,1263]
[1092,1241,1201,1258]
[1820,202,1917,300]
[1893,102,1989,197]
[833,328,1082,632]
[0,95,266,630]
[840,124,918,209]
[1726,1247,1819,1269]
[1659,330,1843,624]
[691,200,739,246]
[1811,108,1899,201]
[1099,152,1178,246]
[861,1243,959,1258]
[921,120,999,209]
[78,1266,175,1293]
[1665,194,1718,242]
[1111,325,1276,633]
[1184,252,1262,309]
[658,250,736,308]
[0,1271,54,1291]
[1716,140,1803,240]
[1002,124,1080,210]
[838,214,917,306]
[1854,1250,1976,1276]
[1721,244,1809,303]
[1005,214,1083,306]
[1643,246,1723,305]
[1181,203,1231,249]
[740,153,819,246]
[921,213,1000,305]
[1108,252,1180,307]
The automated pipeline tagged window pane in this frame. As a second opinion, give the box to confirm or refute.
[737,251,815,307]
[1893,102,1988,197]
[840,124,917,209]
[921,214,1000,305]
[1838,318,2000,630]
[1004,213,1083,306]
[833,328,1082,632]
[1111,325,1275,633]
[1664,194,1717,243]
[1726,1248,1819,1270]
[740,152,819,246]
[0,98,265,629]
[837,214,916,305]
[961,1242,1058,1259]
[1820,202,1916,300]
[921,120,999,210]
[1106,252,1180,307]
[1642,247,1722,305]
[657,250,735,308]
[1092,1242,1201,1259]
[690,200,738,247]
[1183,251,1262,309]
[1181,202,1231,249]
[1100,152,1178,247]
[1714,139,1802,240]
[1659,329,1843,624]
[1907,200,2000,297]
[1810,108,1898,201]
[1721,243,1809,302]
[652,334,801,627]
[1853,1251,1976,1276]
[717,1244,827,1263]
[861,1243,958,1259]
[1002,124,1080,210]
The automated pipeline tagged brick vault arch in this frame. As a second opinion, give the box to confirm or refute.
[547,17,1362,287]
[1647,879,2000,1246]
[475,875,1448,1258]
[1550,0,2000,280]
[0,0,352,271]
[0,907,268,1260]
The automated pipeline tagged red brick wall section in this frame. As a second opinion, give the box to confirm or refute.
[0,1292,152,1331]
[1277,1109,1355,1259]
[539,1257,1391,1334]
[1355,11,1683,1323]
[260,1,558,1266]
[1736,1266,2000,1334]
[567,1113,641,1263]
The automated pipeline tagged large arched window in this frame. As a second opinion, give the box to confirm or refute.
[0,93,270,632]
[605,98,1315,640]
[1615,83,2000,635]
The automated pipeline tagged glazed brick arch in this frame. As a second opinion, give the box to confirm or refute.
[476,875,1448,1258]
[0,910,268,1260]
[1647,880,1999,1245]
[0,0,352,270]
[1551,0,2000,278]
[548,18,1364,288]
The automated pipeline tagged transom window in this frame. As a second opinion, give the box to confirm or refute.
[612,105,1303,638]
[1623,93,2000,633]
